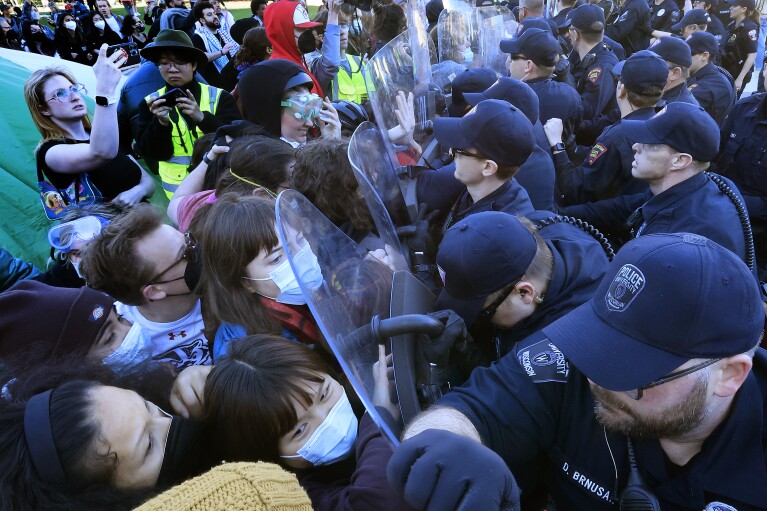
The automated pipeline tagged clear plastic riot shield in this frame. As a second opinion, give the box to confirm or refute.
[477,5,517,75]
[275,190,403,445]
[348,121,410,230]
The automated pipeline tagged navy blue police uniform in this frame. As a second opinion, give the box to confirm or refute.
[688,62,735,124]
[721,17,759,92]
[705,10,726,39]
[650,0,681,32]
[605,0,652,55]
[527,76,584,142]
[648,36,701,106]
[662,82,701,105]
[570,43,619,137]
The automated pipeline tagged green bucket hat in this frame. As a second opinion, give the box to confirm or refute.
[140,29,208,68]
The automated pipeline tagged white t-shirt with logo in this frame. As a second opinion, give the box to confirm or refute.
[105,15,120,34]
[115,300,212,369]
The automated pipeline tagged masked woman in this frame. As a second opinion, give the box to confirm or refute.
[24,46,154,209]
[204,335,414,511]
[53,12,95,65]
[85,11,121,49]
[21,19,55,55]
[194,194,323,361]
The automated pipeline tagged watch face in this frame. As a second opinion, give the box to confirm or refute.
[96,96,108,106]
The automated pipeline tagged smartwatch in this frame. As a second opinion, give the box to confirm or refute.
[552,142,566,153]
[95,95,118,106]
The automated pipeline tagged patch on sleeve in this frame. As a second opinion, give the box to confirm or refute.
[587,142,608,165]
[748,29,757,41]
[704,503,738,511]
[517,339,570,383]
[587,67,602,84]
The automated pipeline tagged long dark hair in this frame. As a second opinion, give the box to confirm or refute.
[0,380,159,511]
[56,12,85,42]
[204,334,330,463]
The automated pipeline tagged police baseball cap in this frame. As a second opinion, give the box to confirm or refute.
[686,30,720,57]
[671,8,709,31]
[649,36,692,67]
[464,77,540,124]
[433,99,535,167]
[436,212,537,325]
[543,233,764,391]
[560,4,605,33]
[612,50,668,94]
[449,67,499,117]
[621,102,719,161]
[517,16,558,37]
[500,28,560,68]
[728,0,756,10]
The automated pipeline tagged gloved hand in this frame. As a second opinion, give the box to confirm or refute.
[387,429,521,511]
[418,309,469,368]
[396,203,439,259]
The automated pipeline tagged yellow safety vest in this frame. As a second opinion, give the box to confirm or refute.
[145,84,222,198]
[334,54,368,104]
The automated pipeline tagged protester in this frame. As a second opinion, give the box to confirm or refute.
[192,0,238,89]
[85,11,121,48]
[54,12,95,65]
[21,19,55,54]
[369,2,405,54]
[120,13,149,49]
[233,26,272,79]
[137,29,240,198]
[251,0,266,26]
[96,0,124,43]
[24,50,154,207]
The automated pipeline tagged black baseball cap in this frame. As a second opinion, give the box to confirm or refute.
[686,30,720,56]
[621,102,720,161]
[433,99,535,167]
[436,212,538,325]
[728,0,755,10]
[671,8,710,31]
[649,36,693,68]
[517,16,558,37]
[464,77,540,124]
[613,50,668,94]
[561,4,605,33]
[449,67,499,117]
[500,28,560,68]
[544,233,764,391]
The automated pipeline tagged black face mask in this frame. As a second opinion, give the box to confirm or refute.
[182,244,202,293]
[6,30,17,40]
[297,29,317,54]
[156,417,211,487]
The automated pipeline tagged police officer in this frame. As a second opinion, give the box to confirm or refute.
[650,0,680,33]
[648,36,701,106]
[464,76,557,211]
[668,8,710,39]
[518,17,577,85]
[687,31,735,125]
[544,50,667,205]
[565,4,620,144]
[692,0,726,40]
[388,232,765,511]
[717,63,767,278]
[605,0,651,55]
[432,100,537,233]
[446,67,498,118]
[564,102,749,262]
[435,211,608,360]
[137,29,240,198]
[721,0,759,96]
[505,27,583,150]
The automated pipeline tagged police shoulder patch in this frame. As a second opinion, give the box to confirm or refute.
[587,67,602,84]
[517,339,570,383]
[748,29,757,41]
[587,143,608,165]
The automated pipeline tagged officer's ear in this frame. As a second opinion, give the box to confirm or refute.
[670,151,694,170]
[616,80,627,100]
[481,158,498,177]
[668,65,682,82]
[515,282,540,305]
[711,353,753,398]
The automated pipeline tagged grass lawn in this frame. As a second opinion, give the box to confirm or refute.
[96,3,319,21]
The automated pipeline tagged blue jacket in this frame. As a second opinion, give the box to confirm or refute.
[688,62,735,126]
[717,92,767,198]
[442,179,536,233]
[516,145,556,213]
[662,82,700,107]
[0,249,41,293]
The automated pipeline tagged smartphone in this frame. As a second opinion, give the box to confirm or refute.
[156,88,186,108]
[106,42,138,58]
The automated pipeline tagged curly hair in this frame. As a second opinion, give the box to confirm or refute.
[234,27,271,66]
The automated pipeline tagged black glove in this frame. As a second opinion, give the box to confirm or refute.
[396,203,439,258]
[387,429,521,511]
[418,309,468,368]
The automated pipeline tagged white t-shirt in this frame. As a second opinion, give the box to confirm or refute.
[105,15,120,34]
[116,300,212,369]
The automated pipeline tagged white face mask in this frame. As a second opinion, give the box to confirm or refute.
[64,20,77,30]
[102,322,154,371]
[31,10,39,19]
[93,20,105,29]
[462,47,474,65]
[281,390,358,466]
[246,243,323,305]
[70,260,84,279]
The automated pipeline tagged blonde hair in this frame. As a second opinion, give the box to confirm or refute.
[24,67,92,143]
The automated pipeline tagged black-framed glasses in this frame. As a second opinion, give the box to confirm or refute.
[147,232,198,285]
[46,83,87,103]
[625,358,721,400]
[476,281,519,322]
[449,147,488,160]
[157,60,192,70]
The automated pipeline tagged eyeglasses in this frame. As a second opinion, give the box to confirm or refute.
[510,54,529,61]
[476,281,519,322]
[46,83,87,103]
[625,358,721,400]
[449,147,488,160]
[147,232,198,285]
[157,60,192,70]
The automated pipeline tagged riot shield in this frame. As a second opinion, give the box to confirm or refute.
[276,190,403,445]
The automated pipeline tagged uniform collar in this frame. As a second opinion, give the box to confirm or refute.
[691,62,717,79]
[744,93,767,122]
[634,372,767,508]
[640,171,707,222]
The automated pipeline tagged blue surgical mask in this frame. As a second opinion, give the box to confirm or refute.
[245,243,323,305]
[102,322,153,371]
[281,390,358,466]
[462,47,474,64]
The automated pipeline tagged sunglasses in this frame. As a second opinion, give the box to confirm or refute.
[449,147,488,160]
[46,83,87,103]
[147,232,198,285]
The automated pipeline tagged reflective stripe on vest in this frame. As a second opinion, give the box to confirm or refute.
[334,54,367,103]
[145,84,222,198]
